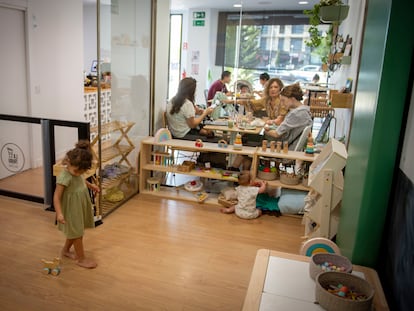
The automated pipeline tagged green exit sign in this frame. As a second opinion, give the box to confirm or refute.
[193,11,205,19]
[193,20,205,27]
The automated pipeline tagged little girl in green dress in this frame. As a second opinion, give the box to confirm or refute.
[53,140,99,269]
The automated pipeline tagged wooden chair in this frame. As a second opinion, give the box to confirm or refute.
[294,125,313,152]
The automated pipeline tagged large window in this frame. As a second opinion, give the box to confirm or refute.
[215,10,329,83]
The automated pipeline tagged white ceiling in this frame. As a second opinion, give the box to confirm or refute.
[170,0,321,11]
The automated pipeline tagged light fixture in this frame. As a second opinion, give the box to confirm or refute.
[299,1,309,4]
[233,4,242,8]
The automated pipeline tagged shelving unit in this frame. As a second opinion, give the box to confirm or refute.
[139,137,316,205]
[90,120,137,217]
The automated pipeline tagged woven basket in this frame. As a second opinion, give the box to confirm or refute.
[218,193,237,208]
[309,253,352,280]
[257,170,278,181]
[315,272,374,311]
[279,171,300,185]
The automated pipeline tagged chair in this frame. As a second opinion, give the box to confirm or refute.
[294,125,312,151]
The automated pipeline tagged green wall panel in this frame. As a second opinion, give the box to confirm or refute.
[338,0,414,266]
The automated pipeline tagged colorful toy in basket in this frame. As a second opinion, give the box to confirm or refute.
[184,180,203,192]
[257,157,278,180]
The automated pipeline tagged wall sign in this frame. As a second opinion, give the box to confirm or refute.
[193,20,205,27]
[1,143,25,173]
[193,11,205,19]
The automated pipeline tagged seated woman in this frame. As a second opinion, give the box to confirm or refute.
[249,78,286,125]
[166,77,217,141]
[229,83,312,171]
[264,83,312,148]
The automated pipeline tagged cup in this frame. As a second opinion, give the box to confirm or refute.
[227,119,234,128]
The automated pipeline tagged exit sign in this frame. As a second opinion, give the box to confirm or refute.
[193,20,205,27]
[193,11,205,19]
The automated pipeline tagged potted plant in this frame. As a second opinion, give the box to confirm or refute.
[304,0,349,49]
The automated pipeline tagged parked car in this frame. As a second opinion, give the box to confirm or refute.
[289,65,325,82]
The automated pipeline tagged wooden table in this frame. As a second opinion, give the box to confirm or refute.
[242,249,389,311]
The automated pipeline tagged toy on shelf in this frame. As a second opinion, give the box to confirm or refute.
[154,128,172,142]
[194,191,209,203]
[233,133,243,150]
[257,157,278,181]
[195,139,203,148]
[305,132,315,156]
[152,151,172,166]
[218,139,228,148]
[184,180,203,192]
[42,257,61,276]
[261,140,268,152]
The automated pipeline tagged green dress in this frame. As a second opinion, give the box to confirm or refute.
[56,170,95,239]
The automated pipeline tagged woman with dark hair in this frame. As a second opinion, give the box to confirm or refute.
[166,77,214,140]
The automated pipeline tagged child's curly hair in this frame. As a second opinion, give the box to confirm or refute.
[64,140,93,171]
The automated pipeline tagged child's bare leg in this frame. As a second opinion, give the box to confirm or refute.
[73,236,97,269]
[62,239,77,259]
[220,205,235,214]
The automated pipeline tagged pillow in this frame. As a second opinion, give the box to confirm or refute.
[278,189,308,214]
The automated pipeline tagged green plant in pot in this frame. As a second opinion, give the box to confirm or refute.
[304,0,349,69]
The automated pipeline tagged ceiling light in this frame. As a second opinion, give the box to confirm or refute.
[299,1,309,4]
[233,4,242,8]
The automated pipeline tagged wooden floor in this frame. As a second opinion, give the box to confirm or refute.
[0,193,305,311]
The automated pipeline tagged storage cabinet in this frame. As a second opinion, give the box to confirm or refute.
[139,137,315,205]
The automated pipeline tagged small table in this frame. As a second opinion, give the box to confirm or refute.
[242,249,389,311]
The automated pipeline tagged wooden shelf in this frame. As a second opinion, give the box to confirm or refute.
[254,149,316,162]
[140,187,220,206]
[100,145,134,163]
[142,164,239,182]
[256,178,310,191]
[90,121,135,136]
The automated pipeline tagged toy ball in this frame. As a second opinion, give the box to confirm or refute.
[195,139,203,148]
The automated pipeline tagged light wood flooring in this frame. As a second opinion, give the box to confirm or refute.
[0,192,304,311]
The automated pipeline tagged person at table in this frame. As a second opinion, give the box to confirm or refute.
[166,77,216,141]
[253,72,270,98]
[229,83,312,171]
[249,78,286,125]
[264,82,312,148]
[207,70,232,105]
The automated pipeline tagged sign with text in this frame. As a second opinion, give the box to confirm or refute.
[193,20,205,27]
[193,11,205,19]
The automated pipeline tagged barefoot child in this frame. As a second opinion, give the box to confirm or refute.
[53,140,99,269]
[220,170,266,219]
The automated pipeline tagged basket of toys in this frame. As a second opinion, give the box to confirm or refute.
[257,157,278,180]
[218,187,238,207]
[315,271,374,311]
[177,161,196,172]
[309,253,353,280]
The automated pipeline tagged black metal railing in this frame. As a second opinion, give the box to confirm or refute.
[0,114,89,210]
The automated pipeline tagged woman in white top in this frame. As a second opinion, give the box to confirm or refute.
[166,77,215,140]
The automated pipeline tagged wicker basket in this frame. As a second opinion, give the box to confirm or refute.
[218,193,237,208]
[257,170,278,181]
[309,253,352,280]
[177,161,196,172]
[279,171,300,185]
[315,272,374,311]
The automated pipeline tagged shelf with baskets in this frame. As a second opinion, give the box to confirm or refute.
[252,148,315,192]
[139,137,257,205]
[89,120,137,217]
[139,136,316,205]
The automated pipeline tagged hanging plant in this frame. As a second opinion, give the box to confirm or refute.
[304,0,347,49]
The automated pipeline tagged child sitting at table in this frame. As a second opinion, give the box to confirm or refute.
[220,171,279,219]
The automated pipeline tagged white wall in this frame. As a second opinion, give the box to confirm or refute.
[330,0,367,140]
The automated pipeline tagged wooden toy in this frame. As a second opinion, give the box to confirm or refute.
[42,257,61,276]
[305,132,315,156]
[283,141,289,153]
[270,141,276,152]
[261,140,267,152]
[217,139,228,148]
[195,139,203,148]
[276,141,282,153]
[153,128,172,142]
[233,133,243,150]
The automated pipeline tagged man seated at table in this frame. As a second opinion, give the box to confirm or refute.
[207,70,233,105]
